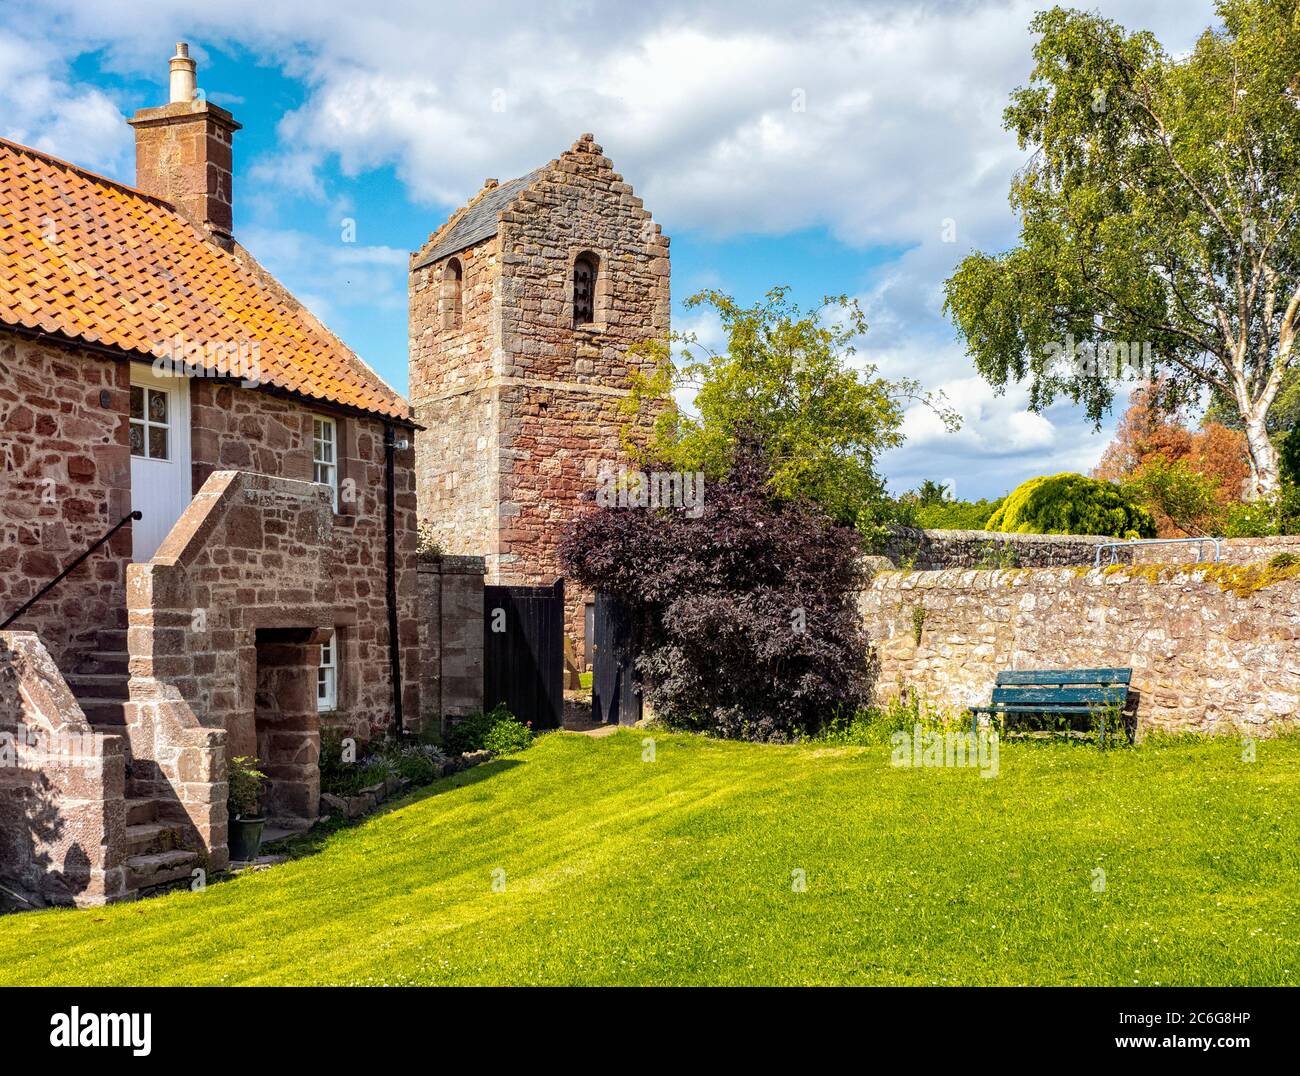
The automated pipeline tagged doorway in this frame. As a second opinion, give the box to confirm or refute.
[129,365,192,562]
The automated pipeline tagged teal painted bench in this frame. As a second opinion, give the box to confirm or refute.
[969,668,1133,745]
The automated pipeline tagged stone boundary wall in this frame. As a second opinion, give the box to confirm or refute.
[1126,535,1300,565]
[860,565,1300,737]
[418,554,485,730]
[0,631,127,906]
[876,527,1300,571]
[877,528,1110,570]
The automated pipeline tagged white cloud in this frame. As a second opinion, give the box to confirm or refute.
[0,31,131,174]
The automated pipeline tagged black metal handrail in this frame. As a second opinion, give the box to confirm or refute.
[0,510,142,632]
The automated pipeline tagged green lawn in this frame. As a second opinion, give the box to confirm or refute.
[1,730,1296,985]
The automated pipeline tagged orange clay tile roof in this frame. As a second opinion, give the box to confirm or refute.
[0,136,411,422]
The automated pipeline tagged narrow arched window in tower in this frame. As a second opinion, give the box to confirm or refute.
[573,252,598,326]
[441,258,463,330]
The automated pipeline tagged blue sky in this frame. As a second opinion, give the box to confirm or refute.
[1,0,1219,499]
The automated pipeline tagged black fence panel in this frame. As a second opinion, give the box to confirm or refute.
[592,590,642,726]
[483,579,564,730]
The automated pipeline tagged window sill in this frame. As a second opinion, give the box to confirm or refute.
[574,322,607,335]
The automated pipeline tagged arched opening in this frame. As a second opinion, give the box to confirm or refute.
[573,251,599,326]
[441,257,463,330]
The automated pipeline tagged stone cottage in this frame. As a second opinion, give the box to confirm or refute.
[0,45,422,905]
[409,135,671,650]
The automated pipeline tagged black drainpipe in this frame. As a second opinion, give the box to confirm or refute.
[384,424,405,740]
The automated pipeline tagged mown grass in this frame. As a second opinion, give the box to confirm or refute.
[0,729,1296,985]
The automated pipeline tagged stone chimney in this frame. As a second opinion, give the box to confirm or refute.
[127,43,241,245]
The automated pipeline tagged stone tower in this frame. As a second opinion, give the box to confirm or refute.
[409,134,670,652]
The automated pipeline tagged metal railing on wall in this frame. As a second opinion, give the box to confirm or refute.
[0,510,141,632]
[1093,535,1223,568]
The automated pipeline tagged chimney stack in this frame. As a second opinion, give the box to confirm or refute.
[128,42,241,247]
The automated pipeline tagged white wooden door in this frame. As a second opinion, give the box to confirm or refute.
[129,366,192,561]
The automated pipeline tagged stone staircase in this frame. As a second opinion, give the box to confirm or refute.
[65,624,201,895]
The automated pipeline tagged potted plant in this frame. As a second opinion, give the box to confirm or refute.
[228,755,267,862]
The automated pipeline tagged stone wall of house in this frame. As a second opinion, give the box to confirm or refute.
[189,381,422,737]
[123,469,421,868]
[0,334,132,667]
[860,565,1300,737]
[410,134,670,649]
[0,334,421,742]
[0,631,127,906]
[417,554,485,730]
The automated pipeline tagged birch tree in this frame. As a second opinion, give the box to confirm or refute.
[944,1,1300,496]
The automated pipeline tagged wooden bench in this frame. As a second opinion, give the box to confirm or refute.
[969,668,1133,745]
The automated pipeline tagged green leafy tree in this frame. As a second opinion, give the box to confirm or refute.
[625,287,956,527]
[986,473,1156,536]
[913,496,1006,531]
[944,1,1300,498]
[914,479,952,506]
[1280,427,1300,486]
[1121,457,1225,536]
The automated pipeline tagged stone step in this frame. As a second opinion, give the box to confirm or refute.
[71,650,129,676]
[76,696,126,725]
[124,798,157,826]
[64,672,129,699]
[125,821,183,857]
[126,850,198,890]
[96,628,128,650]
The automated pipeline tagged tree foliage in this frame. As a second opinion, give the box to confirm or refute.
[902,480,1005,530]
[986,473,1156,537]
[624,287,955,528]
[1121,457,1225,537]
[944,1,1300,497]
[1092,386,1250,534]
[560,443,873,742]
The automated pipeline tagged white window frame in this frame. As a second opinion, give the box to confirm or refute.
[317,630,338,712]
[130,383,174,461]
[313,415,339,511]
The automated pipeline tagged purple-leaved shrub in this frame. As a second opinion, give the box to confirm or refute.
[561,444,874,741]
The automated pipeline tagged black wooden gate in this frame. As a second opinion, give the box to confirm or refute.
[592,590,642,726]
[483,579,564,730]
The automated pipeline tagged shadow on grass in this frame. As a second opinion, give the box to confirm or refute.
[262,756,526,862]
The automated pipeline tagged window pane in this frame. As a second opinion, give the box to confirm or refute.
[129,421,145,456]
[574,256,596,324]
[130,386,144,420]
[148,425,169,460]
[148,389,168,424]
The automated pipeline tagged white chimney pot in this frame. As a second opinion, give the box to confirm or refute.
[169,42,197,104]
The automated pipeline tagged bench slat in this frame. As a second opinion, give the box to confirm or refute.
[995,668,1131,686]
[991,686,1127,706]
[974,704,1114,714]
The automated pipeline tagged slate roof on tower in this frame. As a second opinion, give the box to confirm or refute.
[0,135,411,422]
[412,169,545,270]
